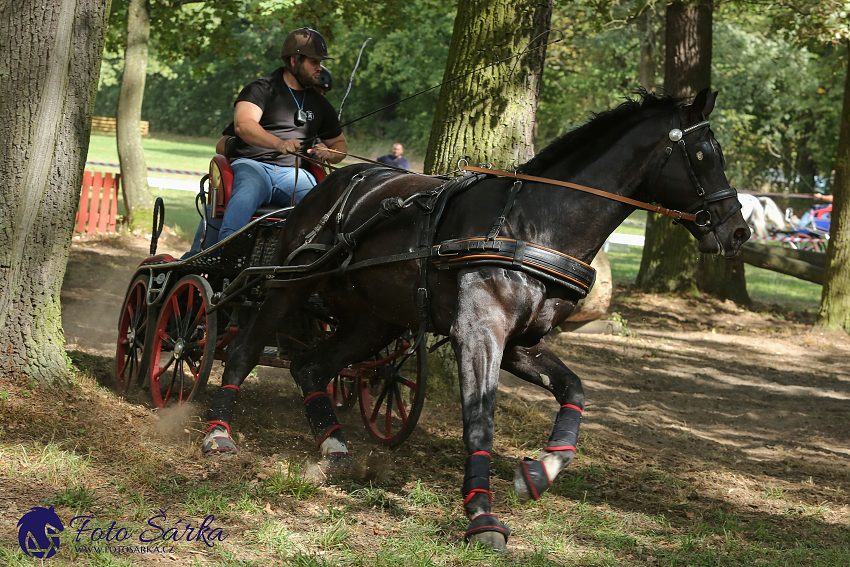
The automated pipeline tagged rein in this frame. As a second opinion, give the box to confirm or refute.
[459,166,698,222]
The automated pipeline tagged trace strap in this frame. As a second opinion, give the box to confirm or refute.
[460,166,698,222]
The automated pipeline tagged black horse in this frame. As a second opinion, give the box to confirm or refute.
[201,89,750,549]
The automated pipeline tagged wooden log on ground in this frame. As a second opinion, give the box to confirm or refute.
[739,243,823,285]
[748,242,825,267]
[559,250,613,332]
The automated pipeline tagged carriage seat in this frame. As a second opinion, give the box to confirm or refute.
[207,154,327,222]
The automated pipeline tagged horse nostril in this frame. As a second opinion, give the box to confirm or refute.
[734,227,747,239]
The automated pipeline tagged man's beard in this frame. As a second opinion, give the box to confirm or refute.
[294,61,317,87]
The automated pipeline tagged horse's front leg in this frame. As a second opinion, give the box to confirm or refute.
[451,269,543,550]
[202,288,301,459]
[501,339,585,502]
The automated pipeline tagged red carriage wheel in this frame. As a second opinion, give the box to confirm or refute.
[358,333,428,447]
[115,275,152,394]
[327,374,357,409]
[149,275,217,409]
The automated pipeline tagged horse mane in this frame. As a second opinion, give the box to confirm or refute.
[520,90,687,176]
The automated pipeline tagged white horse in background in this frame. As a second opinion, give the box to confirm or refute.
[759,197,786,232]
[739,193,767,237]
[738,193,786,237]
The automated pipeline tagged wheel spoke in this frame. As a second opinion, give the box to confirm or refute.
[370,381,392,422]
[393,382,408,422]
[169,295,183,334]
[384,384,394,436]
[188,308,205,336]
[157,330,176,347]
[153,354,175,380]
[176,359,186,405]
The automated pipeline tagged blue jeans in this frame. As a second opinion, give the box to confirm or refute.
[217,158,316,242]
[181,205,221,259]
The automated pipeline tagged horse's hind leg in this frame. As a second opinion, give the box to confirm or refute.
[203,288,303,459]
[289,316,402,476]
[501,339,585,502]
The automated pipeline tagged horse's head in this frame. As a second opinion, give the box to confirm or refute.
[648,89,750,257]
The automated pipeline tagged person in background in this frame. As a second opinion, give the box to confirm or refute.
[314,65,332,97]
[376,142,410,171]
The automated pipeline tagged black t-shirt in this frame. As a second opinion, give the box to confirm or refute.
[227,67,342,167]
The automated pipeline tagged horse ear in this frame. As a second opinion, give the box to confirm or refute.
[685,88,717,121]
[702,90,719,117]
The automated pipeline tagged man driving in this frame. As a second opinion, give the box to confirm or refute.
[217,27,348,242]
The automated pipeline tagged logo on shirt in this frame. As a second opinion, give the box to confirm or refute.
[306,110,314,121]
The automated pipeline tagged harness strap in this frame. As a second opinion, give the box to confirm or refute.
[461,166,697,222]
[486,179,523,240]
[299,170,369,249]
[409,171,491,352]
[432,237,596,297]
[677,141,705,196]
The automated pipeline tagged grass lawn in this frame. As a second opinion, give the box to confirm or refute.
[86,132,219,179]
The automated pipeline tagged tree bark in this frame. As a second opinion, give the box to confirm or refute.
[816,45,850,334]
[635,0,745,300]
[117,0,153,229]
[424,0,554,174]
[0,0,111,384]
[638,10,658,92]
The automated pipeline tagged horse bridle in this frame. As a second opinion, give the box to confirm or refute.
[649,111,742,229]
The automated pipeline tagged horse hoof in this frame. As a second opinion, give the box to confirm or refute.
[513,458,552,503]
[202,427,238,460]
[513,466,532,503]
[467,531,507,551]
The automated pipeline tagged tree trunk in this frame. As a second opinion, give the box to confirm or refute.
[816,45,850,334]
[0,0,111,384]
[638,10,657,92]
[117,0,153,229]
[424,0,554,174]
[636,0,737,298]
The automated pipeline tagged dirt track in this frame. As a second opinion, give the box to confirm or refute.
[59,233,850,534]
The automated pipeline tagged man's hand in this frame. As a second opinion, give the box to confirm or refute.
[308,143,336,162]
[276,138,302,155]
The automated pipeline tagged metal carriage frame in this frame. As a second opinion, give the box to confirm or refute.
[115,160,428,448]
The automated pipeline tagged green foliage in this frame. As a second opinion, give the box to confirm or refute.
[44,484,99,510]
[97,0,455,151]
[712,11,846,191]
[95,0,848,193]
[264,461,319,499]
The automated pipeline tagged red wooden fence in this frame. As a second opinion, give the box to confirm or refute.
[76,171,120,234]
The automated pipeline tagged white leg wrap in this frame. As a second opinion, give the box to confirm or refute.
[320,436,348,457]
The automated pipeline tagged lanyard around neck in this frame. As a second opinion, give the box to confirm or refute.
[286,83,305,110]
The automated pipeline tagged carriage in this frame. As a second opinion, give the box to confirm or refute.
[114,155,427,447]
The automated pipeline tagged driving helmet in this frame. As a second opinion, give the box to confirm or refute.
[281,28,333,61]
[317,66,333,90]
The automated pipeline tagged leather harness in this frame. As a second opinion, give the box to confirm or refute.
[270,112,741,351]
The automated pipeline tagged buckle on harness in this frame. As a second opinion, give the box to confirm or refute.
[694,210,711,227]
[437,245,459,257]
